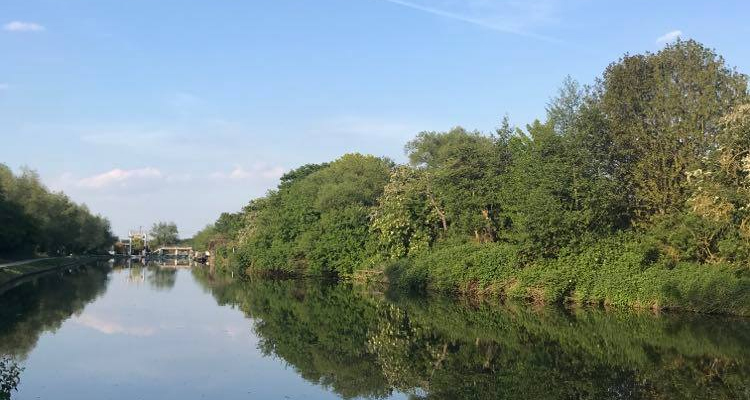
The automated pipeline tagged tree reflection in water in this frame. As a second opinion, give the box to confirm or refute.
[1,264,748,399]
[0,356,22,400]
[146,263,178,291]
[0,263,111,358]
[0,262,111,397]
[193,268,750,400]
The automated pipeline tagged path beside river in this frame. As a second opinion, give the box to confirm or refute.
[0,257,53,269]
[0,256,106,290]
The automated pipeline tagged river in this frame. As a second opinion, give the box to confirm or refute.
[0,260,748,399]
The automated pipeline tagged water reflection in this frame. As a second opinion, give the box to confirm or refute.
[194,270,750,399]
[0,262,111,358]
[0,262,110,398]
[1,262,748,399]
[0,356,22,400]
[114,258,196,291]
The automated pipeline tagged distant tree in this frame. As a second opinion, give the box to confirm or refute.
[214,212,244,239]
[149,222,179,247]
[190,224,217,251]
[0,163,115,257]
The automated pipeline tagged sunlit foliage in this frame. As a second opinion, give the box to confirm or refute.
[197,39,750,314]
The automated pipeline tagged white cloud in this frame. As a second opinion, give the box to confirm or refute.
[656,30,682,44]
[74,314,155,337]
[378,0,562,42]
[77,167,163,189]
[3,21,45,32]
[165,173,193,183]
[211,163,285,181]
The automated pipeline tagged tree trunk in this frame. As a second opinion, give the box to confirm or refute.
[428,194,448,232]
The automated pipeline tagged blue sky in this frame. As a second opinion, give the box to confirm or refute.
[2,0,749,237]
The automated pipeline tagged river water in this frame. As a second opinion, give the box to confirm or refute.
[0,260,748,399]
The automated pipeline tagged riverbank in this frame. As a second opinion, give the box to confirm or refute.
[352,237,750,317]
[0,256,108,291]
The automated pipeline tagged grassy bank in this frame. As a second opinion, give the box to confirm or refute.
[0,256,107,290]
[364,235,750,316]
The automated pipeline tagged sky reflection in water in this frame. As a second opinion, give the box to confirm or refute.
[1,261,749,399]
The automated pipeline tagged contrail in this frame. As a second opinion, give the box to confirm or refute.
[377,0,562,43]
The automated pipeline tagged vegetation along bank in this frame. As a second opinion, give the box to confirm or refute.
[194,40,750,315]
[0,256,107,291]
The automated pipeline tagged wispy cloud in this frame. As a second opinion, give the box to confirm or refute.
[77,167,163,189]
[656,30,682,44]
[377,0,562,42]
[3,21,45,32]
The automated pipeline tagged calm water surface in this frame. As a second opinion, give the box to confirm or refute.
[1,260,749,399]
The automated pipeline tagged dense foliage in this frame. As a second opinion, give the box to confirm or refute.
[196,154,392,275]
[0,165,115,258]
[199,40,750,314]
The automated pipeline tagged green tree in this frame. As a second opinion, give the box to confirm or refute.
[0,164,114,257]
[149,221,179,247]
[546,75,584,136]
[655,104,750,263]
[0,185,37,255]
[371,167,442,259]
[237,154,392,275]
[598,39,748,222]
[405,127,511,242]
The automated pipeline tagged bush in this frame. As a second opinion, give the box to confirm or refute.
[386,234,750,315]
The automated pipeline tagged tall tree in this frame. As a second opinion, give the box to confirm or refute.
[149,221,179,247]
[598,39,749,221]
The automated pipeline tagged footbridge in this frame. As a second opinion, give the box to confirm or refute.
[154,246,194,258]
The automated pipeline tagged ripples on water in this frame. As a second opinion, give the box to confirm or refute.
[0,260,748,399]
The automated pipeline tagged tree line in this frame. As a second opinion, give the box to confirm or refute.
[0,165,115,258]
[195,40,750,313]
